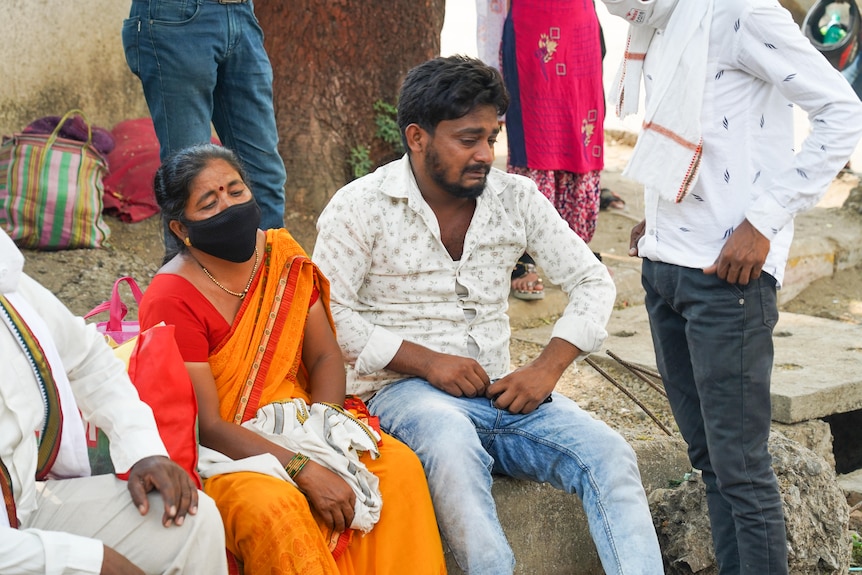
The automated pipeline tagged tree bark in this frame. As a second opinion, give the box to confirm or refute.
[257,1,446,221]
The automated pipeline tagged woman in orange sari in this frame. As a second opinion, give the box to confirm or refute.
[139,143,446,575]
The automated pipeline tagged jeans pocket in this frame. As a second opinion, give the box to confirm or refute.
[758,273,779,330]
[150,0,201,25]
[121,17,141,76]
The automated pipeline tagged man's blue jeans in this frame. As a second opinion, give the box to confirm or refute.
[641,260,788,575]
[368,377,663,575]
[122,0,286,229]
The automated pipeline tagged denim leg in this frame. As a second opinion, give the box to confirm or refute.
[369,377,663,575]
[368,378,515,575]
[485,393,663,575]
[211,1,286,230]
[642,260,788,575]
[122,0,285,229]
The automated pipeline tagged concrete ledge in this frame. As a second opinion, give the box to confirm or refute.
[780,236,837,304]
[518,306,862,425]
[443,437,689,575]
[782,207,862,304]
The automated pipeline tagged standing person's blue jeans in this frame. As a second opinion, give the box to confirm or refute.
[641,259,788,575]
[367,377,663,575]
[122,0,286,230]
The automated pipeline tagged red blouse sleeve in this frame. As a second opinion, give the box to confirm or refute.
[139,275,230,362]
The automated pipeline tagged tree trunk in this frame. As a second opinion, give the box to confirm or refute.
[257,1,446,228]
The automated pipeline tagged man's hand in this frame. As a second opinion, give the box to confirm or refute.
[294,461,356,533]
[100,546,145,575]
[703,219,770,285]
[487,365,556,414]
[127,455,198,528]
[628,220,646,257]
[388,341,490,398]
[424,354,491,397]
[486,338,580,414]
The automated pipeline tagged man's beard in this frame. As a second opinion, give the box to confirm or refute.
[425,146,489,200]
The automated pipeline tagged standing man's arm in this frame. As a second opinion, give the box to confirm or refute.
[704,4,862,284]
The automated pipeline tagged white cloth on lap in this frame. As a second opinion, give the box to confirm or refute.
[198,399,383,532]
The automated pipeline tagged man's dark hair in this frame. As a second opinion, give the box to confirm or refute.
[397,55,509,151]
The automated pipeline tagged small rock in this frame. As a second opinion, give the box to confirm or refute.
[649,432,850,574]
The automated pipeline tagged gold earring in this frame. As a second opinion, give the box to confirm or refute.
[184,236,192,247]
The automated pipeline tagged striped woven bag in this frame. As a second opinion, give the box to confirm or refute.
[0,109,110,249]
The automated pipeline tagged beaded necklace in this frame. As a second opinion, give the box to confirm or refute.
[197,247,260,299]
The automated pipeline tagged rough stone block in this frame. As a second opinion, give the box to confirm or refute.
[772,419,836,469]
[444,437,689,575]
[649,433,850,574]
[838,468,862,507]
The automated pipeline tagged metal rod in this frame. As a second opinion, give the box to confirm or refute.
[584,357,673,436]
[605,350,667,398]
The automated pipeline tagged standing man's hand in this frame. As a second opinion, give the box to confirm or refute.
[628,220,646,257]
[126,455,198,527]
[703,219,770,285]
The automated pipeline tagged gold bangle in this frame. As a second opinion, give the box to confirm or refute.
[285,453,310,479]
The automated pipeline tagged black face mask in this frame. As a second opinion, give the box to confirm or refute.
[181,199,261,262]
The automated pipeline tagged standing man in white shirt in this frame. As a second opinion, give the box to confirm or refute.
[313,55,663,575]
[601,1,862,573]
[0,229,227,575]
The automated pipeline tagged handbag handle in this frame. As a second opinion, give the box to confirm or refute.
[84,276,145,331]
[45,108,93,150]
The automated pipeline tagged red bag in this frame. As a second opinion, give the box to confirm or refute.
[128,323,201,489]
[102,118,219,222]
[84,277,201,488]
[102,119,161,223]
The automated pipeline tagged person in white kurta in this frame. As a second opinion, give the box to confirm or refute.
[0,229,227,575]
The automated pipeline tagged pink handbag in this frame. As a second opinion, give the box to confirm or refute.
[83,276,144,345]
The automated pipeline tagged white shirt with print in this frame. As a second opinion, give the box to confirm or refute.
[314,155,615,399]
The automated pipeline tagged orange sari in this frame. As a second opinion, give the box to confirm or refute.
[204,229,446,575]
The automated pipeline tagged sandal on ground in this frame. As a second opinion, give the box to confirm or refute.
[511,262,545,301]
[600,188,626,210]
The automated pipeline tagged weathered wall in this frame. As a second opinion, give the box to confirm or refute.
[0,0,819,138]
[0,0,148,136]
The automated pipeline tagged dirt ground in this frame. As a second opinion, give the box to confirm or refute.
[17,138,862,440]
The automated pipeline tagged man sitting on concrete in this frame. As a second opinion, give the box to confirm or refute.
[313,55,663,575]
[0,228,227,575]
